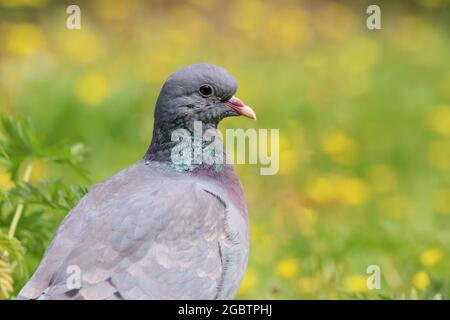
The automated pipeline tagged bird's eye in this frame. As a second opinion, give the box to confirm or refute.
[199,84,213,97]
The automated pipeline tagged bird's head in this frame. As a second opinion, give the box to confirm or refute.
[147,63,256,166]
[153,63,256,132]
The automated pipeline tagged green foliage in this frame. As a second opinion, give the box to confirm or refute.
[0,116,90,183]
[0,115,88,299]
[9,181,87,213]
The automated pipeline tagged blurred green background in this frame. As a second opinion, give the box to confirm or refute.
[0,0,449,299]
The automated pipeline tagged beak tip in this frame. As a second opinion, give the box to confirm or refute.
[227,96,257,120]
[244,106,257,120]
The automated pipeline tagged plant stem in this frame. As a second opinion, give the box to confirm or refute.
[8,161,33,239]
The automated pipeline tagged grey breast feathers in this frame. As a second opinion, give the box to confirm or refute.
[18,162,246,300]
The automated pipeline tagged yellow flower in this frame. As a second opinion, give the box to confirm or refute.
[344,275,368,293]
[413,271,430,290]
[427,105,450,137]
[308,175,368,206]
[420,248,443,267]
[308,176,336,204]
[367,164,398,193]
[276,259,298,280]
[428,140,450,170]
[6,23,46,57]
[26,159,48,183]
[237,269,257,295]
[433,189,450,215]
[75,72,110,106]
[336,178,368,206]
[322,131,357,164]
[0,165,14,190]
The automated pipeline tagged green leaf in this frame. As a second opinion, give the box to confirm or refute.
[0,115,91,183]
[8,181,87,212]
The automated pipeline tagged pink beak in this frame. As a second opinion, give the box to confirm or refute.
[226,96,257,120]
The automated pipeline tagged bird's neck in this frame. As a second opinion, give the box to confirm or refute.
[144,121,225,172]
[145,121,248,223]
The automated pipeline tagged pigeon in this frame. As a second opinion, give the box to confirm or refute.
[18,63,256,300]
